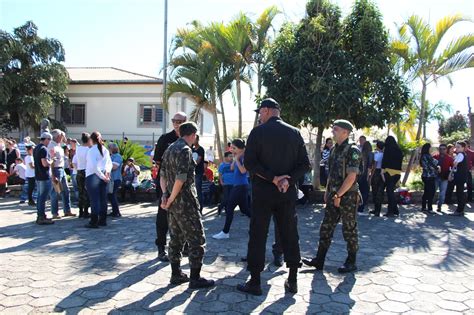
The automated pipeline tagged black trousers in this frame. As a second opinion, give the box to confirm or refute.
[27,177,36,203]
[385,173,400,215]
[422,177,436,210]
[455,177,466,213]
[467,172,472,202]
[155,183,169,252]
[247,182,301,272]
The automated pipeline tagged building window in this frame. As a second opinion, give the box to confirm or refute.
[139,104,163,126]
[62,104,85,125]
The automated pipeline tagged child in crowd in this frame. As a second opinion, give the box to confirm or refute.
[217,152,234,215]
[13,158,27,203]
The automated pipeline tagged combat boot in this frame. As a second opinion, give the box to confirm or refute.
[338,252,357,273]
[302,246,327,271]
[189,267,215,289]
[170,263,190,285]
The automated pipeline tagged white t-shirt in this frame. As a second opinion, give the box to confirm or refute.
[74,145,89,171]
[205,149,215,163]
[374,151,383,169]
[24,155,35,178]
[14,163,27,180]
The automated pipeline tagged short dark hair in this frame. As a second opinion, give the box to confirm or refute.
[376,141,384,150]
[359,135,367,140]
[439,143,447,148]
[232,138,245,149]
[179,122,198,137]
[457,141,466,148]
[81,132,90,144]
[224,151,232,158]
[204,160,209,164]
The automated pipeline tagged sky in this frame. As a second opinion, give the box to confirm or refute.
[1,0,473,139]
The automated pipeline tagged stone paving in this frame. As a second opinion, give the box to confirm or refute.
[0,197,473,314]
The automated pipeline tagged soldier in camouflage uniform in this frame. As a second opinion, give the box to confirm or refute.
[160,122,215,289]
[303,119,361,273]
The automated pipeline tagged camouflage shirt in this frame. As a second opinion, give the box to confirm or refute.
[160,138,199,208]
[327,138,361,193]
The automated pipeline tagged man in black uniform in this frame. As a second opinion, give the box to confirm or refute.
[153,111,187,261]
[237,98,311,296]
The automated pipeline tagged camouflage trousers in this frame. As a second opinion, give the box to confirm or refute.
[76,170,90,210]
[168,196,206,268]
[371,169,385,209]
[318,191,359,254]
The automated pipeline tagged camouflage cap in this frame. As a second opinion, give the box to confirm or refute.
[333,119,354,132]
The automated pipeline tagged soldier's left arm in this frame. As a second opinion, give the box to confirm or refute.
[336,146,361,197]
[288,132,311,185]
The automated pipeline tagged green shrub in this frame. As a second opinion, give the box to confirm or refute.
[113,140,152,168]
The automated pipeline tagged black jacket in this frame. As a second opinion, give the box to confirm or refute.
[153,130,179,164]
[244,116,311,186]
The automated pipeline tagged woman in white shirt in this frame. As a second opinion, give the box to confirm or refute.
[85,131,112,228]
[24,146,36,206]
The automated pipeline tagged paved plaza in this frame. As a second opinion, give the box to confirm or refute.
[0,198,473,314]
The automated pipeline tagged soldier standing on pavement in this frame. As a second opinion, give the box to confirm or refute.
[160,122,215,289]
[153,112,187,262]
[303,120,361,273]
[237,98,311,296]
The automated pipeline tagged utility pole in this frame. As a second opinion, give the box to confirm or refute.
[162,0,168,134]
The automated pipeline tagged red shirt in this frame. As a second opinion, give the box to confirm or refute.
[465,148,474,170]
[433,153,454,179]
[204,168,214,182]
[0,170,8,185]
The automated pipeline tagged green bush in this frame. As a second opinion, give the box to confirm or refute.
[113,140,152,168]
[407,167,423,191]
[440,129,470,145]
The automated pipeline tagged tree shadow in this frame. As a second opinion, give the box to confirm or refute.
[54,259,168,314]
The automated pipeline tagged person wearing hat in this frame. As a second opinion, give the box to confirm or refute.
[33,132,54,225]
[303,119,361,273]
[237,98,311,296]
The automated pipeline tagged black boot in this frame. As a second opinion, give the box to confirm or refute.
[98,214,107,226]
[78,208,84,218]
[273,252,283,267]
[157,247,169,262]
[85,214,99,228]
[237,271,262,296]
[189,267,215,289]
[302,246,327,271]
[83,207,90,218]
[338,252,357,273]
[170,263,189,285]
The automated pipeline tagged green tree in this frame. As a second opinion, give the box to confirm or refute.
[264,0,408,189]
[438,111,468,137]
[252,6,280,127]
[0,21,69,137]
[391,14,474,184]
[114,140,152,168]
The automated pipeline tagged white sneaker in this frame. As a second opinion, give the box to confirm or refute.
[212,231,229,240]
[358,211,369,216]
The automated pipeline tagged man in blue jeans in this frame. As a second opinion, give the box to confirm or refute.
[48,129,76,219]
[33,132,54,225]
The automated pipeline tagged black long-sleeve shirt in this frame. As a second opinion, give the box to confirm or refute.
[153,130,179,164]
[244,116,311,186]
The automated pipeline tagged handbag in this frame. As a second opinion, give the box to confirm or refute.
[107,179,114,194]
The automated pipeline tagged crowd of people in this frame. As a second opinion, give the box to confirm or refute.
[0,97,470,295]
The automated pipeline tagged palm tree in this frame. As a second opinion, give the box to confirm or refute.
[252,6,280,127]
[391,14,474,184]
[202,14,254,137]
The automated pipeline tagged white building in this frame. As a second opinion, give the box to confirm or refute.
[59,67,215,147]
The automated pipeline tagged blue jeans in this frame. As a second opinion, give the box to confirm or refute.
[108,179,121,214]
[435,177,448,208]
[36,180,51,217]
[71,173,79,202]
[195,173,203,211]
[20,180,28,202]
[223,185,250,233]
[86,174,107,217]
[50,168,71,215]
[357,176,369,212]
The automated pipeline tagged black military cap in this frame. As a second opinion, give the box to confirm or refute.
[254,98,281,113]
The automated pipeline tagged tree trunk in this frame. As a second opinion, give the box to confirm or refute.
[236,67,242,138]
[219,95,228,150]
[312,125,324,190]
[212,108,223,162]
[402,79,427,185]
[253,64,262,128]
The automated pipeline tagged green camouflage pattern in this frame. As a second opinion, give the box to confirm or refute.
[327,139,361,193]
[161,138,205,268]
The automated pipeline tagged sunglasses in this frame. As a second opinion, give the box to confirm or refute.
[172,119,185,124]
